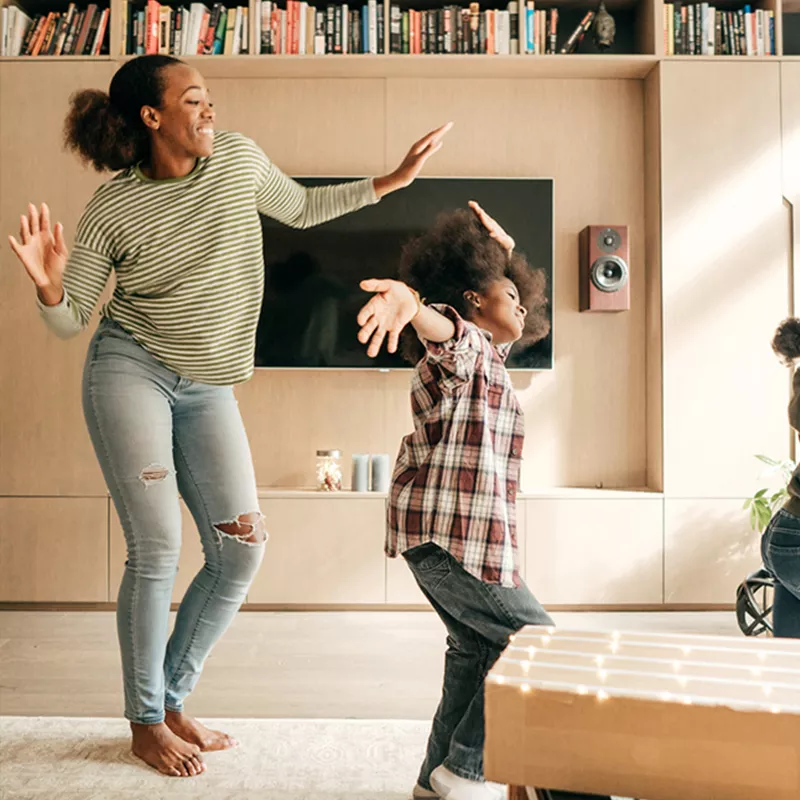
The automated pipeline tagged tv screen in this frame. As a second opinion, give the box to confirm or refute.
[255,177,554,370]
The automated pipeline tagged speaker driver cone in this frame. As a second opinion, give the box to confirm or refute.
[597,227,622,253]
[590,256,629,293]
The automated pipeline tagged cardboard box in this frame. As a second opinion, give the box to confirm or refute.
[485,626,800,800]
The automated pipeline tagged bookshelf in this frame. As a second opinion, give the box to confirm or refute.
[0,0,111,56]
[661,0,781,56]
[1,0,797,65]
[784,4,799,51]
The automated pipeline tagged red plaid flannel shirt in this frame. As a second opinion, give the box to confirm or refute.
[386,305,524,587]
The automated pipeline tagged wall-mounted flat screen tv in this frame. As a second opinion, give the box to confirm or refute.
[255,176,554,370]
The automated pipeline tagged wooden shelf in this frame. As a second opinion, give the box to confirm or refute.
[663,54,782,60]
[5,51,798,75]
[165,53,661,79]
[0,55,113,61]
[256,486,664,499]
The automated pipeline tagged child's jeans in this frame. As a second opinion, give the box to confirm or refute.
[403,541,553,788]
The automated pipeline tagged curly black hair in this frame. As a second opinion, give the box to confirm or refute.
[398,208,550,364]
[64,55,184,172]
[773,318,800,366]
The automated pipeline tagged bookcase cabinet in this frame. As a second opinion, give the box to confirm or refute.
[2,0,796,63]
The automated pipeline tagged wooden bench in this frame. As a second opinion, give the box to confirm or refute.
[485,626,800,800]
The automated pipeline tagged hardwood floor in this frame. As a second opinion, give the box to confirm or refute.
[0,610,740,719]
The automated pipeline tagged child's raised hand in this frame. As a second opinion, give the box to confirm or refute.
[469,200,515,254]
[357,279,419,357]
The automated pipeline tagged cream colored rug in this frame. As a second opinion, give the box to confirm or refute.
[0,717,431,800]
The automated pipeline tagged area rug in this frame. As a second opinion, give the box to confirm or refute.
[0,717,430,800]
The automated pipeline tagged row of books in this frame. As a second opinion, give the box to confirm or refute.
[664,3,776,56]
[1,2,109,57]
[255,1,591,55]
[383,5,578,55]
[123,0,251,55]
[257,0,385,54]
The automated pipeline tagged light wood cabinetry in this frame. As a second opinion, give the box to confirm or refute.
[0,497,109,602]
[0,4,798,609]
[248,494,387,605]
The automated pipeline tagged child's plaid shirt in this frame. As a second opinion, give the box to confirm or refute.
[386,305,524,587]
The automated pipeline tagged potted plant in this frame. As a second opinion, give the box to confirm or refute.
[737,456,796,637]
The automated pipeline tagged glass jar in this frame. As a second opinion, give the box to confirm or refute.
[316,449,342,492]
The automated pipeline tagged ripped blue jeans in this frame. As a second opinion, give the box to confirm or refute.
[83,318,266,724]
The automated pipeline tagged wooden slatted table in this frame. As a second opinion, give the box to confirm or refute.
[485,626,800,800]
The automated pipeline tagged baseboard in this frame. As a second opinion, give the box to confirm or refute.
[0,602,736,612]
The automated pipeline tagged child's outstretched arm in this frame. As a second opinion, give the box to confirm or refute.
[357,278,455,358]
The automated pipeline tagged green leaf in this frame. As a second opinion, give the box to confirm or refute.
[754,488,768,499]
[756,455,780,467]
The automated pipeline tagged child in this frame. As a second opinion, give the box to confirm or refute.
[357,202,553,800]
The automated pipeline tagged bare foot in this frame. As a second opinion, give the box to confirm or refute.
[130,721,206,777]
[165,709,239,752]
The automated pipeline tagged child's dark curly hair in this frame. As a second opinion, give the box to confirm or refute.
[398,208,550,364]
[773,318,800,366]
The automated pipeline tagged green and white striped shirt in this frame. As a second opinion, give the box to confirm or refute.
[40,130,378,385]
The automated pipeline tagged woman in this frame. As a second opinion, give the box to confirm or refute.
[8,53,450,778]
[762,318,800,638]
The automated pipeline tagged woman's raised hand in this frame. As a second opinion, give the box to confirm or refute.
[8,203,68,305]
[373,123,454,198]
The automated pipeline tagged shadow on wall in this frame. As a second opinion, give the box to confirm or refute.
[664,501,762,605]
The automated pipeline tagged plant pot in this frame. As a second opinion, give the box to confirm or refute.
[735,567,776,637]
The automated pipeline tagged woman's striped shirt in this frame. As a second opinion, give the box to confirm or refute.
[39,130,378,384]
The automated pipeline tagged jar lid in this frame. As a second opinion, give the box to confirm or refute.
[317,449,341,458]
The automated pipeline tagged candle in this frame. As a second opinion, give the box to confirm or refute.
[371,454,390,493]
[351,454,370,492]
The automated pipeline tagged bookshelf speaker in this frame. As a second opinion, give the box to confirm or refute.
[579,225,630,312]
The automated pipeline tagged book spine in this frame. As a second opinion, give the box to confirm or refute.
[508,0,518,54]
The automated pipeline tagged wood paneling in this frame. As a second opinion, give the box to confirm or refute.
[783,62,800,322]
[0,497,108,602]
[0,62,115,496]
[660,62,790,497]
[248,496,386,604]
[386,78,648,492]
[1,69,650,501]
[664,498,761,604]
[644,65,664,491]
[238,370,396,489]
[205,78,386,176]
[525,497,664,605]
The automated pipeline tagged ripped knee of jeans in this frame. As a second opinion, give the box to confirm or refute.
[213,511,266,546]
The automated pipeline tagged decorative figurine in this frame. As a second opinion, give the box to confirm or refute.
[593,1,616,50]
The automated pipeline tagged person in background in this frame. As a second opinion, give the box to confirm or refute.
[761,317,800,638]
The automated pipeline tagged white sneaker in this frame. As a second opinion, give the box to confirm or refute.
[411,784,440,799]
[429,765,506,800]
